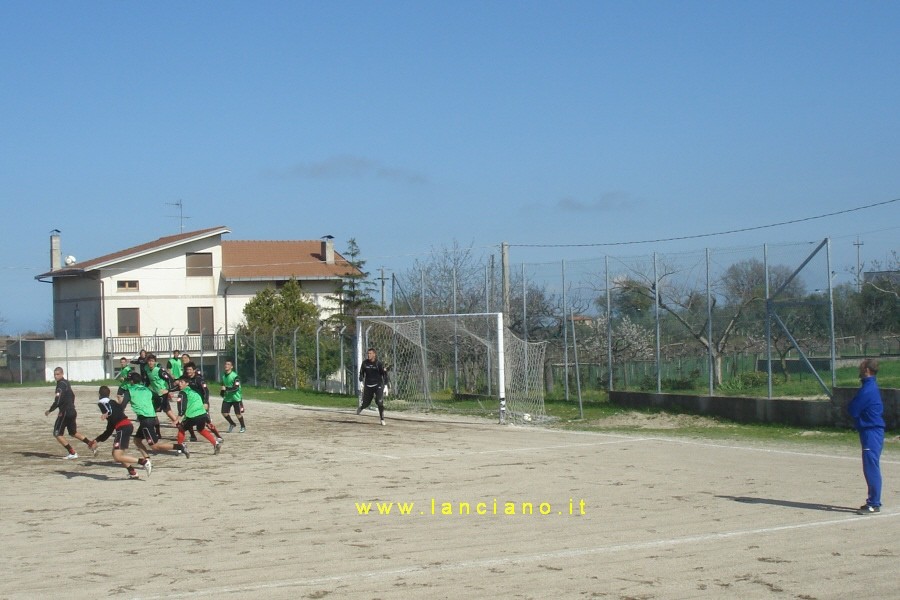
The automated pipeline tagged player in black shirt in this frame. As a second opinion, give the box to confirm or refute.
[89,385,151,478]
[357,348,390,426]
[44,367,94,459]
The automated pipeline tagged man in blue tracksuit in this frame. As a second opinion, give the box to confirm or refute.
[847,358,885,515]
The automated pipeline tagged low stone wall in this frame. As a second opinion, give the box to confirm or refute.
[610,387,899,429]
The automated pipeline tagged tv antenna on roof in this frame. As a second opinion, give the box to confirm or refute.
[166,199,191,233]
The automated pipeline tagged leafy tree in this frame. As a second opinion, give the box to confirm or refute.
[235,279,339,388]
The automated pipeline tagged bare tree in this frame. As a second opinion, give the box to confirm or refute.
[612,258,805,385]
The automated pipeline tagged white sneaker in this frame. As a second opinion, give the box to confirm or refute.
[64,453,78,460]
[380,420,386,426]
[214,441,222,455]
[144,460,152,478]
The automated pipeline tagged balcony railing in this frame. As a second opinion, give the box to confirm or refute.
[105,333,230,356]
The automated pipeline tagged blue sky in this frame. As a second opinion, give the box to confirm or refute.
[1,1,898,333]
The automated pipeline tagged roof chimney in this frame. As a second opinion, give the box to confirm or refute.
[50,229,61,271]
[320,238,335,265]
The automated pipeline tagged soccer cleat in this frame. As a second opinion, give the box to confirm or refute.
[214,441,222,455]
[180,444,190,459]
[381,419,386,426]
[89,441,99,457]
[227,424,235,433]
[64,453,79,460]
[144,460,152,478]
[857,504,880,515]
[356,406,363,415]
[128,472,140,480]
[239,426,246,433]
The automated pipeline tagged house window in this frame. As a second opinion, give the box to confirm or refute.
[117,280,139,292]
[117,308,139,335]
[187,307,214,335]
[186,252,213,277]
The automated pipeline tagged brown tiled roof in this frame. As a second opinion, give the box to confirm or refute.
[222,240,360,281]
[36,226,230,279]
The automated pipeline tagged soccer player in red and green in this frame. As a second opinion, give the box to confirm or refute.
[167,350,183,380]
[119,372,188,459]
[90,385,151,479]
[146,354,179,431]
[175,377,222,454]
[116,357,133,383]
[220,360,245,433]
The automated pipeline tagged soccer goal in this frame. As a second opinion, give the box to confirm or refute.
[356,313,546,424]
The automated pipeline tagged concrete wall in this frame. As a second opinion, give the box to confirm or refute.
[610,387,899,429]
[43,339,106,381]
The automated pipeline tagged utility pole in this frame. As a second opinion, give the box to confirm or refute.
[377,267,389,310]
[854,236,864,292]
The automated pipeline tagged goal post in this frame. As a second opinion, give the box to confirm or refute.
[356,313,546,424]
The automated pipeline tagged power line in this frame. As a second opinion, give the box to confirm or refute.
[508,197,900,248]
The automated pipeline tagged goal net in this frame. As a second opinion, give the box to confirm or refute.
[356,313,546,424]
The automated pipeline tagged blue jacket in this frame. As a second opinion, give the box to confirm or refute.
[848,376,885,430]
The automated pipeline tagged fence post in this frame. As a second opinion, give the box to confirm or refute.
[606,255,613,392]
[653,253,661,393]
[18,334,23,384]
[293,327,300,390]
[562,259,569,401]
[316,322,325,391]
[272,327,278,389]
[216,328,222,380]
[706,248,714,395]
[339,325,347,394]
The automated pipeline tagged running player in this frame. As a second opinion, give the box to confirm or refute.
[119,372,189,459]
[115,357,133,383]
[145,354,179,431]
[174,377,222,454]
[357,348,390,426]
[89,385,151,479]
[44,367,94,458]
[130,349,150,385]
[182,360,223,441]
[220,360,245,432]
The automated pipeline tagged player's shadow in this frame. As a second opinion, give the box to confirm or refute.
[718,495,857,513]
[56,469,119,481]
[17,451,62,459]
[322,418,366,425]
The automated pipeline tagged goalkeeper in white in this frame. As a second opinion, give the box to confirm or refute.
[357,347,390,426]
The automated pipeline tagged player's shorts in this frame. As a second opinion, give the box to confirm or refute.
[181,415,209,432]
[53,409,78,436]
[113,423,134,450]
[155,393,173,413]
[152,392,173,413]
[362,385,384,406]
[135,416,161,444]
[221,400,244,414]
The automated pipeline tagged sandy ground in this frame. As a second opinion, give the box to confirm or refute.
[1,385,898,600]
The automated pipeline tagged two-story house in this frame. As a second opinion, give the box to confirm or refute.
[33,226,359,380]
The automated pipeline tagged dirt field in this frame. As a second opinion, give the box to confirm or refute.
[1,385,897,599]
